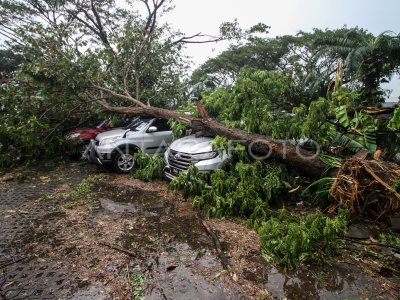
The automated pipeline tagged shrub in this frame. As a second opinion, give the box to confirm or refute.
[69,174,106,201]
[257,209,349,269]
[130,151,164,181]
[169,159,295,225]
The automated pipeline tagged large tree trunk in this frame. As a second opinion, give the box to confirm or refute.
[97,100,328,177]
[97,99,400,220]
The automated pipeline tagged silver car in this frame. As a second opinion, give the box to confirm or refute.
[88,118,173,173]
[164,135,229,179]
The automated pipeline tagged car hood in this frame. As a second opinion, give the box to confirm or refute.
[66,128,96,135]
[95,128,140,141]
[169,135,214,154]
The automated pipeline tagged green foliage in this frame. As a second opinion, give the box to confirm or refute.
[168,166,208,199]
[168,120,189,140]
[121,267,145,300]
[335,105,351,127]
[202,69,298,138]
[258,209,349,269]
[300,98,334,144]
[167,103,201,139]
[170,156,295,226]
[69,174,106,202]
[130,151,164,182]
[334,106,378,153]
[319,154,342,169]
[393,179,400,192]
[0,48,23,76]
[302,177,336,207]
[378,229,400,248]
[190,35,289,89]
[38,194,55,202]
[330,87,360,108]
[388,107,400,131]
[0,26,104,168]
[0,0,191,167]
[315,30,400,106]
[210,135,249,163]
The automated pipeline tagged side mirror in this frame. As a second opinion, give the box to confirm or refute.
[122,128,131,138]
[148,126,157,133]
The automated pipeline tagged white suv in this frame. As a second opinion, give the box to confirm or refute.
[88,118,173,173]
[164,135,229,179]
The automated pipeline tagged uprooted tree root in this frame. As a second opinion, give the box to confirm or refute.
[330,157,400,220]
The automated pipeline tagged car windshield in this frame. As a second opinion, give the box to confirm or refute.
[129,120,149,131]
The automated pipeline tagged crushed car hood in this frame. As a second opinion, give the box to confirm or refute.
[96,128,140,141]
[169,135,213,154]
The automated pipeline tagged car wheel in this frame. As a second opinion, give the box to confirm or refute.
[112,150,136,173]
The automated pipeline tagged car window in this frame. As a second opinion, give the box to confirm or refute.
[130,121,149,131]
[150,118,171,132]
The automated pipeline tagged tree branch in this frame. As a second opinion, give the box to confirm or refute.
[172,33,224,45]
[91,83,146,107]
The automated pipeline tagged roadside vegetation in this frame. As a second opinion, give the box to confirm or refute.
[0,0,399,271]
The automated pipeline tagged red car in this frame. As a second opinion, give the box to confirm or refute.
[65,120,109,143]
[65,116,140,158]
[64,120,110,159]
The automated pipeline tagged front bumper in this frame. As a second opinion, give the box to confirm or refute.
[88,140,112,166]
[163,155,227,180]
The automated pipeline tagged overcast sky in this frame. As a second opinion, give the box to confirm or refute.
[163,0,400,101]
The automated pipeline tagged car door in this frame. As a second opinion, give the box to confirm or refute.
[142,118,173,155]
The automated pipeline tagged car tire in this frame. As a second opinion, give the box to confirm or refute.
[112,148,136,173]
[69,142,89,160]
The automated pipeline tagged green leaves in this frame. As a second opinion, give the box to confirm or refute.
[388,107,400,131]
[130,151,165,182]
[258,209,348,269]
[334,106,378,153]
[335,105,350,128]
[202,69,295,137]
[169,166,208,200]
[170,156,295,225]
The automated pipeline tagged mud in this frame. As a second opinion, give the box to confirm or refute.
[0,162,399,299]
[94,182,237,299]
[266,263,382,299]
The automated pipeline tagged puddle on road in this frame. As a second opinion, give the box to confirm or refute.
[99,198,136,213]
[266,263,382,300]
[143,243,229,299]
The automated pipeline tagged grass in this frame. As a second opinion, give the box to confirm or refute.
[65,174,107,208]
[38,194,55,202]
[121,266,145,300]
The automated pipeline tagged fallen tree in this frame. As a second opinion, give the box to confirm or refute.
[97,94,400,220]
[1,0,398,220]
[97,99,328,178]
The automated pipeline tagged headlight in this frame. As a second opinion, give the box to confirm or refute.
[65,133,80,140]
[99,137,119,146]
[191,151,218,161]
[164,148,170,163]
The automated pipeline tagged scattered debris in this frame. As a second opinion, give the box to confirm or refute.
[99,242,136,257]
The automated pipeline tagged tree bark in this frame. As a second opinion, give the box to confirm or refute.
[97,100,328,178]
